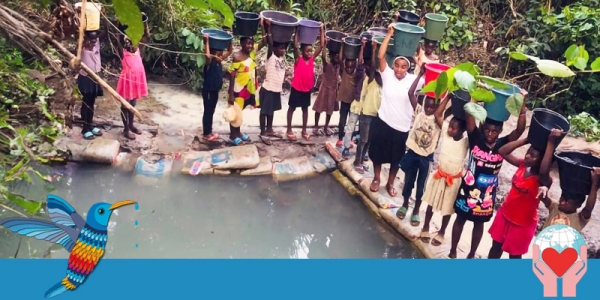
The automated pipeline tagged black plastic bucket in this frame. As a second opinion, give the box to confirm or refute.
[260,10,300,43]
[201,28,233,51]
[527,108,570,150]
[326,30,347,53]
[234,11,260,37]
[360,32,373,60]
[343,37,361,60]
[555,150,600,196]
[367,27,387,37]
[398,9,420,25]
[450,90,470,120]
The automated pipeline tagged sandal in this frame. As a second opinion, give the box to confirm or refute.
[353,164,364,174]
[130,127,142,135]
[419,231,431,243]
[362,164,369,171]
[91,127,103,137]
[410,214,421,227]
[386,183,397,197]
[203,133,220,142]
[83,132,96,140]
[336,140,343,148]
[312,128,322,136]
[124,132,136,140]
[325,128,334,136]
[431,234,445,246]
[232,137,243,146]
[302,133,311,141]
[260,135,273,145]
[369,179,380,192]
[266,132,283,139]
[396,206,408,220]
[241,133,251,141]
[286,132,297,141]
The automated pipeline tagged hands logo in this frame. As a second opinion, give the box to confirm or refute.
[532,224,587,297]
[0,195,137,298]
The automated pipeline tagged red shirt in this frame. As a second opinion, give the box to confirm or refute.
[501,161,542,226]
[291,56,315,92]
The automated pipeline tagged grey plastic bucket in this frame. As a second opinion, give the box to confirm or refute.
[298,19,320,44]
[234,11,259,37]
[260,10,300,43]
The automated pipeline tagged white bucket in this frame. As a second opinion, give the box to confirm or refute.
[75,2,103,31]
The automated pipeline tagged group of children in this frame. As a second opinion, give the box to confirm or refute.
[76,15,149,141]
[78,13,597,259]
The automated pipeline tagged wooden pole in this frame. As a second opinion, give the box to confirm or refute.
[75,0,87,63]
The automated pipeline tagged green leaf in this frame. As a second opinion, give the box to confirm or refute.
[454,70,476,92]
[196,55,206,68]
[186,34,195,45]
[455,62,479,76]
[434,71,448,101]
[464,102,487,123]
[574,57,588,71]
[421,80,437,94]
[564,44,579,61]
[506,93,524,116]
[476,76,510,90]
[181,28,192,37]
[185,0,209,10]
[113,0,144,47]
[5,194,42,215]
[470,88,496,103]
[590,57,600,71]
[509,52,529,61]
[207,0,235,27]
[535,59,576,77]
[193,36,201,50]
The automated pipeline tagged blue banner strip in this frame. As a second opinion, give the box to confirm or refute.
[0,259,596,299]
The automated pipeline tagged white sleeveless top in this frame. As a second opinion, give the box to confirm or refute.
[261,54,286,93]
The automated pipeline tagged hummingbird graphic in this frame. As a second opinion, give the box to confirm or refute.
[0,194,137,298]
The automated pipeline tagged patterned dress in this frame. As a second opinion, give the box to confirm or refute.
[229,45,259,109]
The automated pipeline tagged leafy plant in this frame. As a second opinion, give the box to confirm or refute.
[568,112,600,142]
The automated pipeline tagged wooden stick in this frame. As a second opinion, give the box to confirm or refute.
[75,0,87,62]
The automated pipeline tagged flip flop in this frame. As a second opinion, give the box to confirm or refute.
[325,128,334,136]
[419,231,431,243]
[396,206,407,220]
[203,133,220,143]
[386,183,397,197]
[286,133,297,141]
[267,132,283,139]
[353,164,364,174]
[410,214,421,227]
[241,133,251,141]
[231,137,243,146]
[260,135,273,145]
[83,131,95,140]
[431,234,445,246]
[369,179,380,192]
[91,127,103,136]
[302,133,311,141]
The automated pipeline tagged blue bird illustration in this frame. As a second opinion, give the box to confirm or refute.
[0,194,137,298]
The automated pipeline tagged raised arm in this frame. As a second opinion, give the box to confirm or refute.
[465,97,477,134]
[292,28,300,62]
[203,34,212,66]
[498,138,528,167]
[313,23,325,59]
[434,94,451,129]
[257,17,267,51]
[358,37,366,66]
[222,38,233,61]
[540,129,562,176]
[264,18,274,59]
[507,89,528,142]
[581,167,600,220]
[378,23,394,73]
[408,64,425,110]
[322,38,329,67]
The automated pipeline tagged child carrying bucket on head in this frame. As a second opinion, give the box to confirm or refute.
[414,39,439,75]
[287,22,325,142]
[487,129,560,259]
[419,95,468,246]
[447,91,528,259]
[257,18,287,144]
[335,41,363,148]
[312,38,341,137]
[351,39,382,174]
[341,38,368,159]
[538,166,600,233]
[396,64,442,227]
[116,22,151,140]
[228,19,267,146]
[201,32,233,142]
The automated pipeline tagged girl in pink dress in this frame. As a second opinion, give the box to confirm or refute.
[116,23,150,140]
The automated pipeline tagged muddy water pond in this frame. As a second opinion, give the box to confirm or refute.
[0,163,422,259]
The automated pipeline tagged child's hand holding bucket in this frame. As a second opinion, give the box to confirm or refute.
[387,23,395,35]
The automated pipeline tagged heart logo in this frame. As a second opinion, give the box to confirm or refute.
[541,247,578,277]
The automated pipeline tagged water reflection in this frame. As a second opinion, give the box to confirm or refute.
[1,163,422,259]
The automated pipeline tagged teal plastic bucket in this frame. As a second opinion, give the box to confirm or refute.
[392,23,425,57]
[486,83,521,122]
[424,13,449,41]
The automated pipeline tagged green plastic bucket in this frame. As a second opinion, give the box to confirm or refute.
[392,23,425,57]
[373,36,394,56]
[424,13,448,41]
